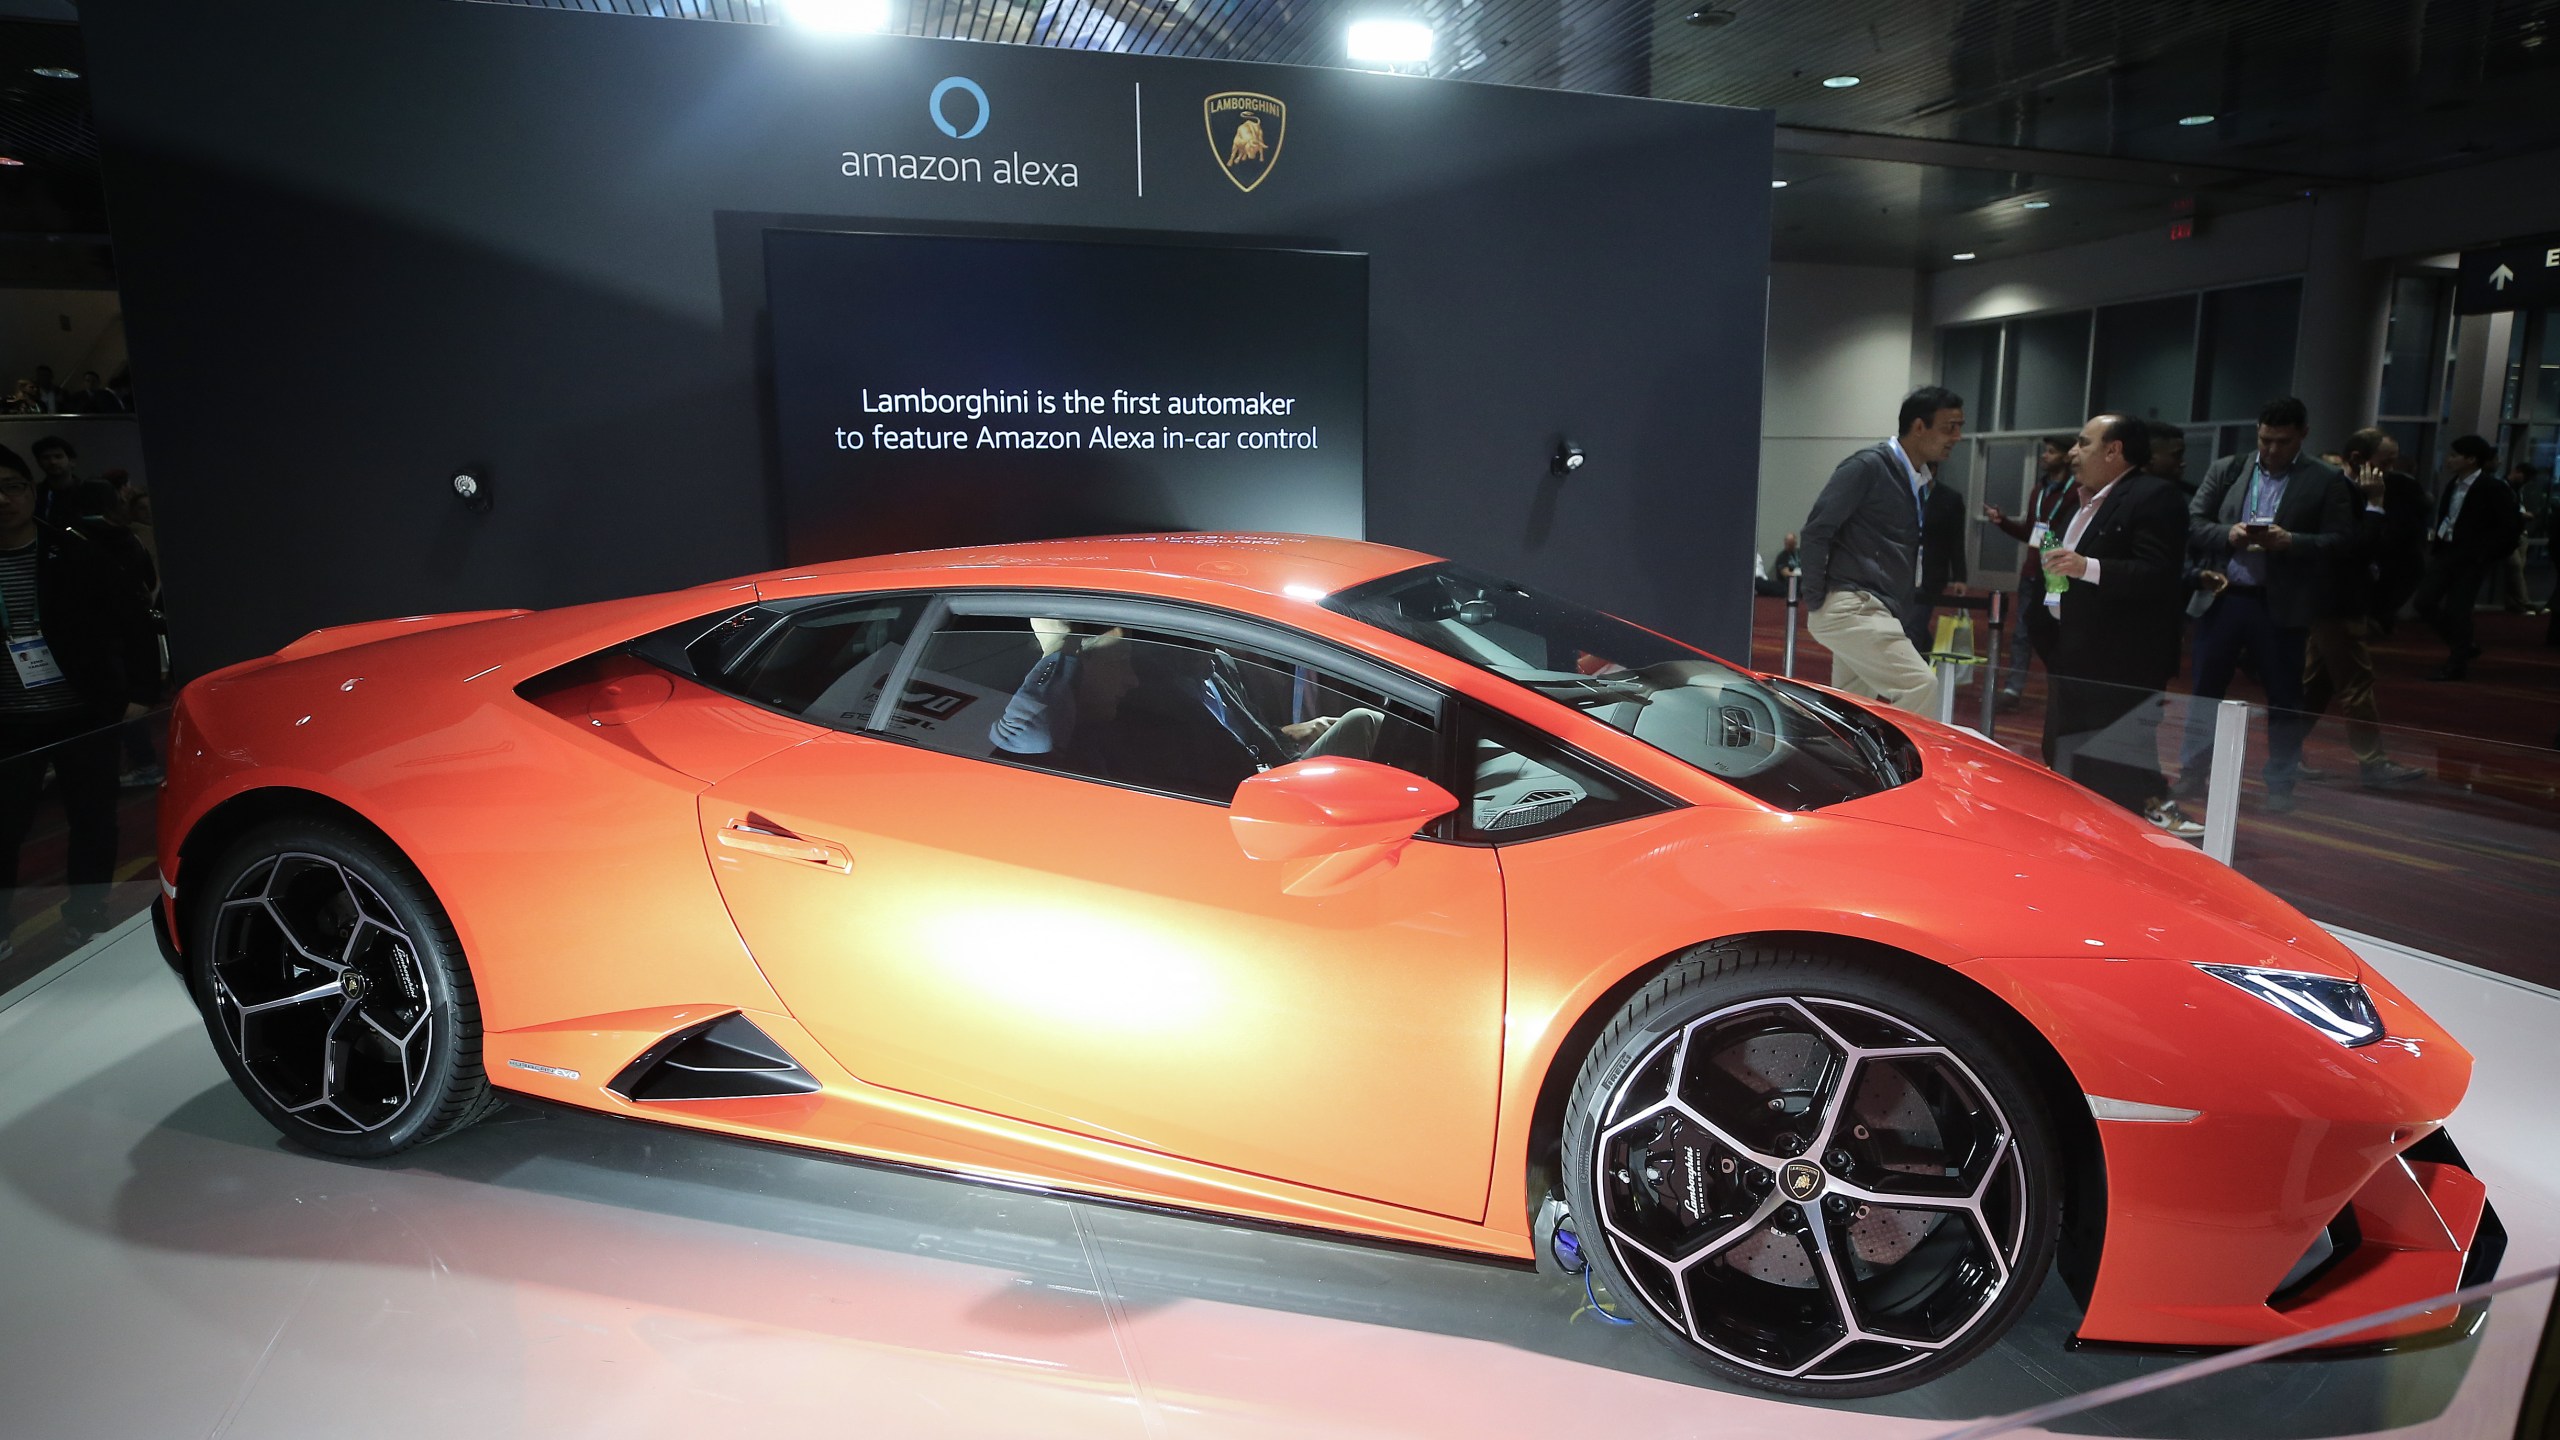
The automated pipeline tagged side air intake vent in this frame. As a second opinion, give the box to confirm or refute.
[608,1013,822,1102]
[1485,789,1579,831]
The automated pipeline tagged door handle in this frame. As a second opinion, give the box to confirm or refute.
[717,818,854,873]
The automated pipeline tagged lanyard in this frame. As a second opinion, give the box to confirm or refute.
[2243,458,2286,521]
[0,543,30,636]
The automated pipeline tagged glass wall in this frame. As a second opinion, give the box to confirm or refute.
[1938,277,2302,441]
[2377,270,2457,475]
[2090,293,2198,426]
[2195,280,2303,426]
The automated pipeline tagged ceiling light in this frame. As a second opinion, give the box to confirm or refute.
[782,0,891,32]
[1347,19,1434,64]
[0,157,23,168]
[1952,252,1977,260]
[1771,179,1789,189]
[1685,6,1738,24]
[31,66,79,80]
[2178,113,2215,126]
[2022,199,2050,209]
[1822,75,1861,88]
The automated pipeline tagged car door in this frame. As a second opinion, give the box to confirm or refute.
[694,593,1508,1222]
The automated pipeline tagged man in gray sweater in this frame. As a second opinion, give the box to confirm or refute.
[1799,386,1965,713]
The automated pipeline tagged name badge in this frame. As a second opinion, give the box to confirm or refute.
[8,636,66,689]
[2029,523,2052,549]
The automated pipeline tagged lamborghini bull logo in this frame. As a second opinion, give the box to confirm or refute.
[1204,91,1285,192]
[1780,1159,1826,1202]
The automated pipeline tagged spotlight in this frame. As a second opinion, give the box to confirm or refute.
[2021,199,2050,209]
[1347,19,1434,64]
[0,157,21,168]
[1952,252,1977,261]
[452,470,494,513]
[31,66,79,80]
[1822,74,1861,88]
[2178,113,2215,126]
[1771,179,1790,189]
[1551,440,1586,477]
[784,0,892,32]
[1685,6,1738,25]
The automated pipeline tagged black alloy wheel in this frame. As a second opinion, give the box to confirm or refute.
[189,817,499,1158]
[1561,945,2059,1398]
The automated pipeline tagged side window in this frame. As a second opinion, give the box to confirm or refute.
[893,612,1437,805]
[629,594,932,731]
[1459,705,1667,841]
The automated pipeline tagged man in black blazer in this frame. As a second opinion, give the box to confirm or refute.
[1800,386,1966,713]
[2173,397,2352,811]
[2412,434,2522,681]
[2040,413,2191,826]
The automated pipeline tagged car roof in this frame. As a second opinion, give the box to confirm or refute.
[746,532,1443,602]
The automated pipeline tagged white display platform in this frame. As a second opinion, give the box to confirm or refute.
[0,921,2551,1439]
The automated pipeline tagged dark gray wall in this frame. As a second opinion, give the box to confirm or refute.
[82,0,1771,670]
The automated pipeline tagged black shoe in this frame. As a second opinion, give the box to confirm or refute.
[2262,790,2298,814]
[2360,760,2426,787]
[1995,689,2023,712]
[2429,663,2468,682]
[2294,764,2337,783]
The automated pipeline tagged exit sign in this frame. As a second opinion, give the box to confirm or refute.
[2458,233,2560,313]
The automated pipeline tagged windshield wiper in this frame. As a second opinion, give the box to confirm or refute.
[1770,683,1904,786]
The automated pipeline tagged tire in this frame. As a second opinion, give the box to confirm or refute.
[1559,943,2060,1398]
[186,816,500,1158]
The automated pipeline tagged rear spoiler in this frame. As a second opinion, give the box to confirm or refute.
[272,610,533,663]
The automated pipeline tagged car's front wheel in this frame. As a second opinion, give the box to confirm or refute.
[1560,944,2060,1398]
[187,816,499,1158]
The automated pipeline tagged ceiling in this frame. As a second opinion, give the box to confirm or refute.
[7,0,2559,270]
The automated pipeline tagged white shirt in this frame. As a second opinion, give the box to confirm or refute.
[2438,471,2478,541]
[2045,470,2126,611]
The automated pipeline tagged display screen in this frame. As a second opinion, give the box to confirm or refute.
[764,229,1368,564]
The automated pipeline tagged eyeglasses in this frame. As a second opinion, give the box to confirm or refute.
[0,478,36,496]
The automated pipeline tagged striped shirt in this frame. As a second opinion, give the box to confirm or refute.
[0,541,82,716]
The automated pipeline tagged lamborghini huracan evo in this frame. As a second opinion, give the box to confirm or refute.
[154,534,2498,1397]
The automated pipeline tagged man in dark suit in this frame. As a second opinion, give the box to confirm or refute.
[2412,434,2522,681]
[2040,413,2191,827]
[1902,476,1971,652]
[2173,397,2352,812]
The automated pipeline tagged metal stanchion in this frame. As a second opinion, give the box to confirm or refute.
[2202,698,2249,864]
[1781,573,1800,679]
[1978,589,2006,738]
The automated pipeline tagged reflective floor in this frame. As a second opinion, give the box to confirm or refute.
[1,921,2552,1440]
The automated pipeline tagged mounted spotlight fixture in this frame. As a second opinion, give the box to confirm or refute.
[1551,439,1586,477]
[1684,6,1738,25]
[452,468,494,514]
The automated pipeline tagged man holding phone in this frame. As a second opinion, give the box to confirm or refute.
[2173,397,2351,813]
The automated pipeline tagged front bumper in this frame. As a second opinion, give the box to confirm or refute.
[1962,953,2487,1349]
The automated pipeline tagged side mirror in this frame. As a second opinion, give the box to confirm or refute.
[1230,759,1459,896]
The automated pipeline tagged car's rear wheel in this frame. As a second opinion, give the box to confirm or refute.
[1560,944,2060,1398]
[187,816,499,1158]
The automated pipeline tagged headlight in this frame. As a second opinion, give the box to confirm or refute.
[2196,964,2383,1047]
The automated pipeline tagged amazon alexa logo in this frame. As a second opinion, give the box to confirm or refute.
[930,76,989,139]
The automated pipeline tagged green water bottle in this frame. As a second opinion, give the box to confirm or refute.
[2038,526,2068,604]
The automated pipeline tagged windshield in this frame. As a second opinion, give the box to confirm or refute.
[1327,564,1918,811]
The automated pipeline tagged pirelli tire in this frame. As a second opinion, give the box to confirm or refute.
[1560,944,2061,1398]
[187,816,501,1159]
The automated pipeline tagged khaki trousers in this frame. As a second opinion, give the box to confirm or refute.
[1807,589,1938,714]
[2301,615,2384,766]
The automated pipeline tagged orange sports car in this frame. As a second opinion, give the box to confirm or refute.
[155,534,2497,1397]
